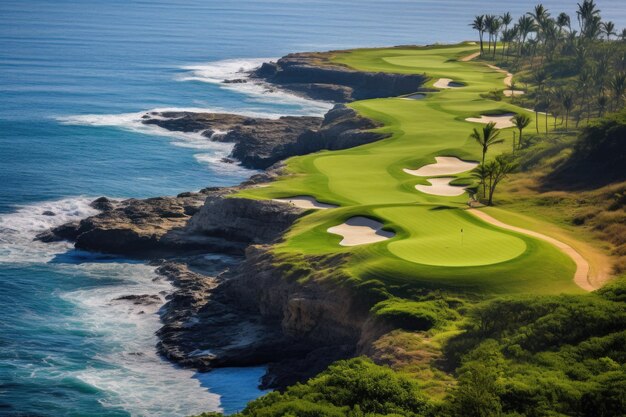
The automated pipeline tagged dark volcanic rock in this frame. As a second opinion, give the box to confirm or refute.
[90,196,115,211]
[141,104,388,170]
[39,188,304,258]
[252,51,428,102]
[113,294,162,305]
[155,245,388,390]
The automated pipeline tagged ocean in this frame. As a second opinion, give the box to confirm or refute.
[1,1,625,416]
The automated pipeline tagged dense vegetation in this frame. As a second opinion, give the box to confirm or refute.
[193,279,626,417]
[548,109,626,187]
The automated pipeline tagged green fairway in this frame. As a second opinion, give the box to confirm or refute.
[238,43,582,296]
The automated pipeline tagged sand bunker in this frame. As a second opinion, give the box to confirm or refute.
[465,113,515,129]
[274,196,337,210]
[328,217,394,246]
[433,78,463,89]
[503,89,525,97]
[404,156,478,177]
[415,178,467,196]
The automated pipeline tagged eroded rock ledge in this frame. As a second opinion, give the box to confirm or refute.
[141,104,389,169]
[252,51,428,102]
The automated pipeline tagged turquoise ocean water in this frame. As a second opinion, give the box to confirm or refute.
[1,1,625,416]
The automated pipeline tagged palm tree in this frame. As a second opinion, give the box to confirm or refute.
[470,122,504,165]
[577,0,601,40]
[597,95,608,117]
[485,15,496,53]
[517,15,536,55]
[557,12,571,35]
[489,17,502,58]
[501,28,516,59]
[512,114,531,150]
[500,12,512,57]
[471,15,486,54]
[561,90,574,131]
[602,21,616,40]
[609,73,626,111]
[486,156,517,206]
[529,4,550,26]
[471,164,491,199]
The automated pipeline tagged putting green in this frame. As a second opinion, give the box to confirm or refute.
[382,206,527,267]
[237,43,582,295]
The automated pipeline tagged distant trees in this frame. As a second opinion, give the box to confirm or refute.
[470,1,626,130]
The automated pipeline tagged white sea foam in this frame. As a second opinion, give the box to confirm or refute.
[58,108,262,174]
[0,197,99,263]
[0,199,265,415]
[178,58,333,115]
[62,265,222,416]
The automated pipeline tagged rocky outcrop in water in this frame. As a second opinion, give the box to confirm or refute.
[141,104,389,170]
[36,188,304,257]
[253,51,428,102]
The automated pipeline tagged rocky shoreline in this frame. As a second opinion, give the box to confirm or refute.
[38,53,425,390]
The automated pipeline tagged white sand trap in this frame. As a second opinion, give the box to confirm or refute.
[415,178,467,196]
[433,78,463,89]
[465,113,515,129]
[274,196,337,210]
[403,156,478,177]
[328,217,394,246]
[503,89,525,97]
[460,51,480,62]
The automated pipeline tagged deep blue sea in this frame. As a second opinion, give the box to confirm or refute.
[1,1,625,416]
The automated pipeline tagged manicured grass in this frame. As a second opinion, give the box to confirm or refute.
[237,43,581,296]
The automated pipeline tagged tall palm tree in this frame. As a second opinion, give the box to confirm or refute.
[500,12,512,57]
[484,15,496,53]
[471,15,486,54]
[609,73,626,111]
[486,156,517,206]
[470,122,504,165]
[597,95,608,117]
[512,114,531,150]
[602,21,616,40]
[557,12,571,35]
[533,70,548,132]
[471,164,491,199]
[517,15,536,55]
[577,0,601,39]
[489,17,502,58]
[561,90,574,131]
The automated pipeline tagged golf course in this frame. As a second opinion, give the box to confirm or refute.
[238,42,591,296]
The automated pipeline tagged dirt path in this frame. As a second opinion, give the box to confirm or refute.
[468,209,596,291]
[460,51,481,62]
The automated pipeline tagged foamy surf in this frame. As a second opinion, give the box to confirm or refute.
[178,58,333,115]
[57,108,262,175]
[0,198,266,415]
[0,197,99,264]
